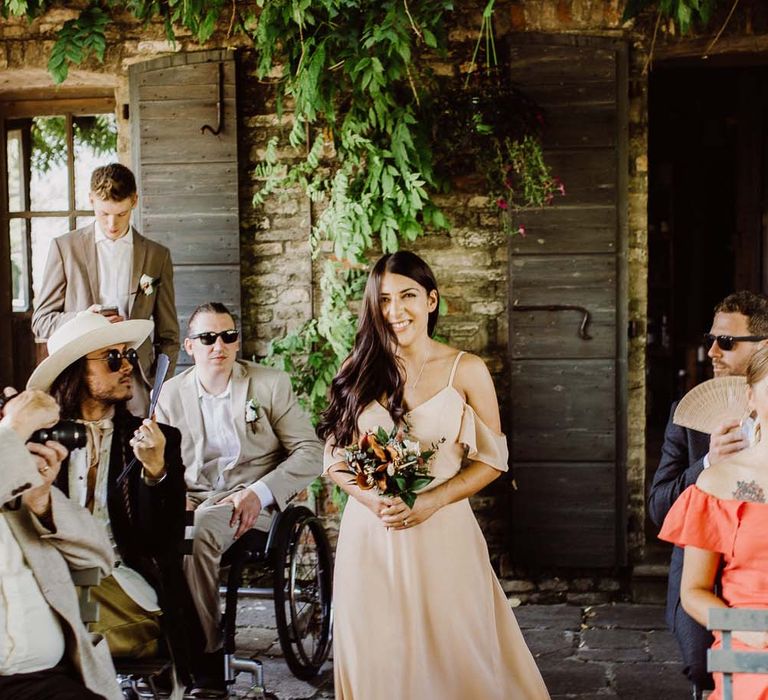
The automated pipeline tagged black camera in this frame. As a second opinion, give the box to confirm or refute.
[0,393,87,452]
[28,421,88,452]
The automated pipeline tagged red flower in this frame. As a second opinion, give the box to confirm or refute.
[517,225,526,237]
[497,198,508,210]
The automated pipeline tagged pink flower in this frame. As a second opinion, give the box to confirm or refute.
[497,198,508,210]
[517,224,526,237]
[554,177,565,196]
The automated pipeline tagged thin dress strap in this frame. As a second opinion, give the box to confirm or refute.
[448,351,465,388]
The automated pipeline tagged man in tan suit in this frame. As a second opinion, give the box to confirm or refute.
[155,301,322,696]
[0,389,121,699]
[31,163,179,413]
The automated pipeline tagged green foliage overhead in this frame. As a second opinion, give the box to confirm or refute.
[622,0,723,34]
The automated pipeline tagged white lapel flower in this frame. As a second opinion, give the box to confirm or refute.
[245,398,260,433]
[139,274,157,296]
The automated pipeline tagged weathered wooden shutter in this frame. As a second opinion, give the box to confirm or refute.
[507,35,628,567]
[129,49,240,370]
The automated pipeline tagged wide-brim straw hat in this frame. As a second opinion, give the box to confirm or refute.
[673,375,749,435]
[27,311,153,392]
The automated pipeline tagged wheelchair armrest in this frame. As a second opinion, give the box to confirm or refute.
[70,566,102,625]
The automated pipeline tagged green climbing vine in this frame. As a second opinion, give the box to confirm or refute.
[249,1,453,423]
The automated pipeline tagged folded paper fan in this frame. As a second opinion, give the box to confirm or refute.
[673,376,749,435]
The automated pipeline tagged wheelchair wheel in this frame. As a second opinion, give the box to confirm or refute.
[272,505,333,680]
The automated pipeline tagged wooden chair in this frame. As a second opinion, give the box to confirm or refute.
[707,608,768,700]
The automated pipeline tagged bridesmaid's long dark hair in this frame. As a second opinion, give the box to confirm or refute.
[317,251,440,446]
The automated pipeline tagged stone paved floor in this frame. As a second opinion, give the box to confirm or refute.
[230,600,692,699]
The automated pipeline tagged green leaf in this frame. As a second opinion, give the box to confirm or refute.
[401,491,416,509]
[376,427,389,445]
[410,477,434,491]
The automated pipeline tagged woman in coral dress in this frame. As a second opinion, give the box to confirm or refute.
[660,346,768,699]
[318,251,549,700]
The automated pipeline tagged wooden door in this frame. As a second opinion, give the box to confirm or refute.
[129,49,240,371]
[507,35,629,567]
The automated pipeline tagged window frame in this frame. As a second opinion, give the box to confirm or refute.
[1,93,115,314]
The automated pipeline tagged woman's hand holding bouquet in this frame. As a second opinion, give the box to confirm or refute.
[342,426,443,529]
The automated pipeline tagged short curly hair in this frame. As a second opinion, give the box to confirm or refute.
[90,163,136,201]
[715,291,768,335]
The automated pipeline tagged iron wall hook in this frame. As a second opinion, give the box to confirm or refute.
[512,304,593,340]
[200,62,224,136]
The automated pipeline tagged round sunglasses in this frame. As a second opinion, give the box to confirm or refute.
[703,333,768,352]
[188,329,239,346]
[86,348,139,372]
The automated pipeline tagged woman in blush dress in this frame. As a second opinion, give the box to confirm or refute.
[660,345,768,699]
[317,250,550,700]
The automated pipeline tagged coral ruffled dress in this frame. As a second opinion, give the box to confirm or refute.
[324,353,550,700]
[660,485,768,700]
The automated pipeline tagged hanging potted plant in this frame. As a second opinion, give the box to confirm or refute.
[429,0,564,235]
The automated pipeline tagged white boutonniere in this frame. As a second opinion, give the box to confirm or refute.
[245,398,260,433]
[139,274,158,296]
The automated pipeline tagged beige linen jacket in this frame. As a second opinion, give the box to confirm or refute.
[0,426,121,700]
[30,223,180,381]
[155,360,323,529]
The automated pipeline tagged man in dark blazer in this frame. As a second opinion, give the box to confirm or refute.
[649,290,768,699]
[27,310,204,690]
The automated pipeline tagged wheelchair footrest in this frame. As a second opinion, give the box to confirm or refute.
[225,653,264,691]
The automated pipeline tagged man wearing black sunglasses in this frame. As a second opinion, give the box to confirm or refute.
[25,311,205,692]
[649,291,768,699]
[156,301,322,697]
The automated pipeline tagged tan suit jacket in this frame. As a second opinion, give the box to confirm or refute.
[31,223,180,381]
[0,426,121,700]
[156,361,323,529]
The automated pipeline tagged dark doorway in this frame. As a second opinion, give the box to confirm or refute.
[646,64,768,544]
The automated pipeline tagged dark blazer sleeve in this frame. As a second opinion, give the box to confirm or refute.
[133,423,187,554]
[648,402,708,527]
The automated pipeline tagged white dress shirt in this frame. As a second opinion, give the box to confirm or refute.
[68,413,160,612]
[196,374,274,508]
[95,221,133,318]
[0,514,66,674]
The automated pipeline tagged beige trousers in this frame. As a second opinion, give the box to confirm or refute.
[185,490,271,653]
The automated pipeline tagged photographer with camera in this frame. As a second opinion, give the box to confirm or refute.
[0,388,121,699]
[26,310,205,692]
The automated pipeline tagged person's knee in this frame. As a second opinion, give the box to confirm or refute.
[192,504,233,556]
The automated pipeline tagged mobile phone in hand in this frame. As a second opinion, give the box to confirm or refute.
[99,305,119,316]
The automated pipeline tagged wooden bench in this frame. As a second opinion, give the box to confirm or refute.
[707,608,768,700]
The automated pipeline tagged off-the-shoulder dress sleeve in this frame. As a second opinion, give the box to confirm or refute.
[323,438,346,474]
[458,403,509,473]
[658,484,741,556]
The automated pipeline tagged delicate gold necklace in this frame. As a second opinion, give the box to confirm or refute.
[408,347,430,389]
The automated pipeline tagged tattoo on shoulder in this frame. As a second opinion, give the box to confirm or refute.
[733,480,767,503]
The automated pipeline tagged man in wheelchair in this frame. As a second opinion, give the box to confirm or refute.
[0,388,121,699]
[156,301,322,697]
[26,311,206,694]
